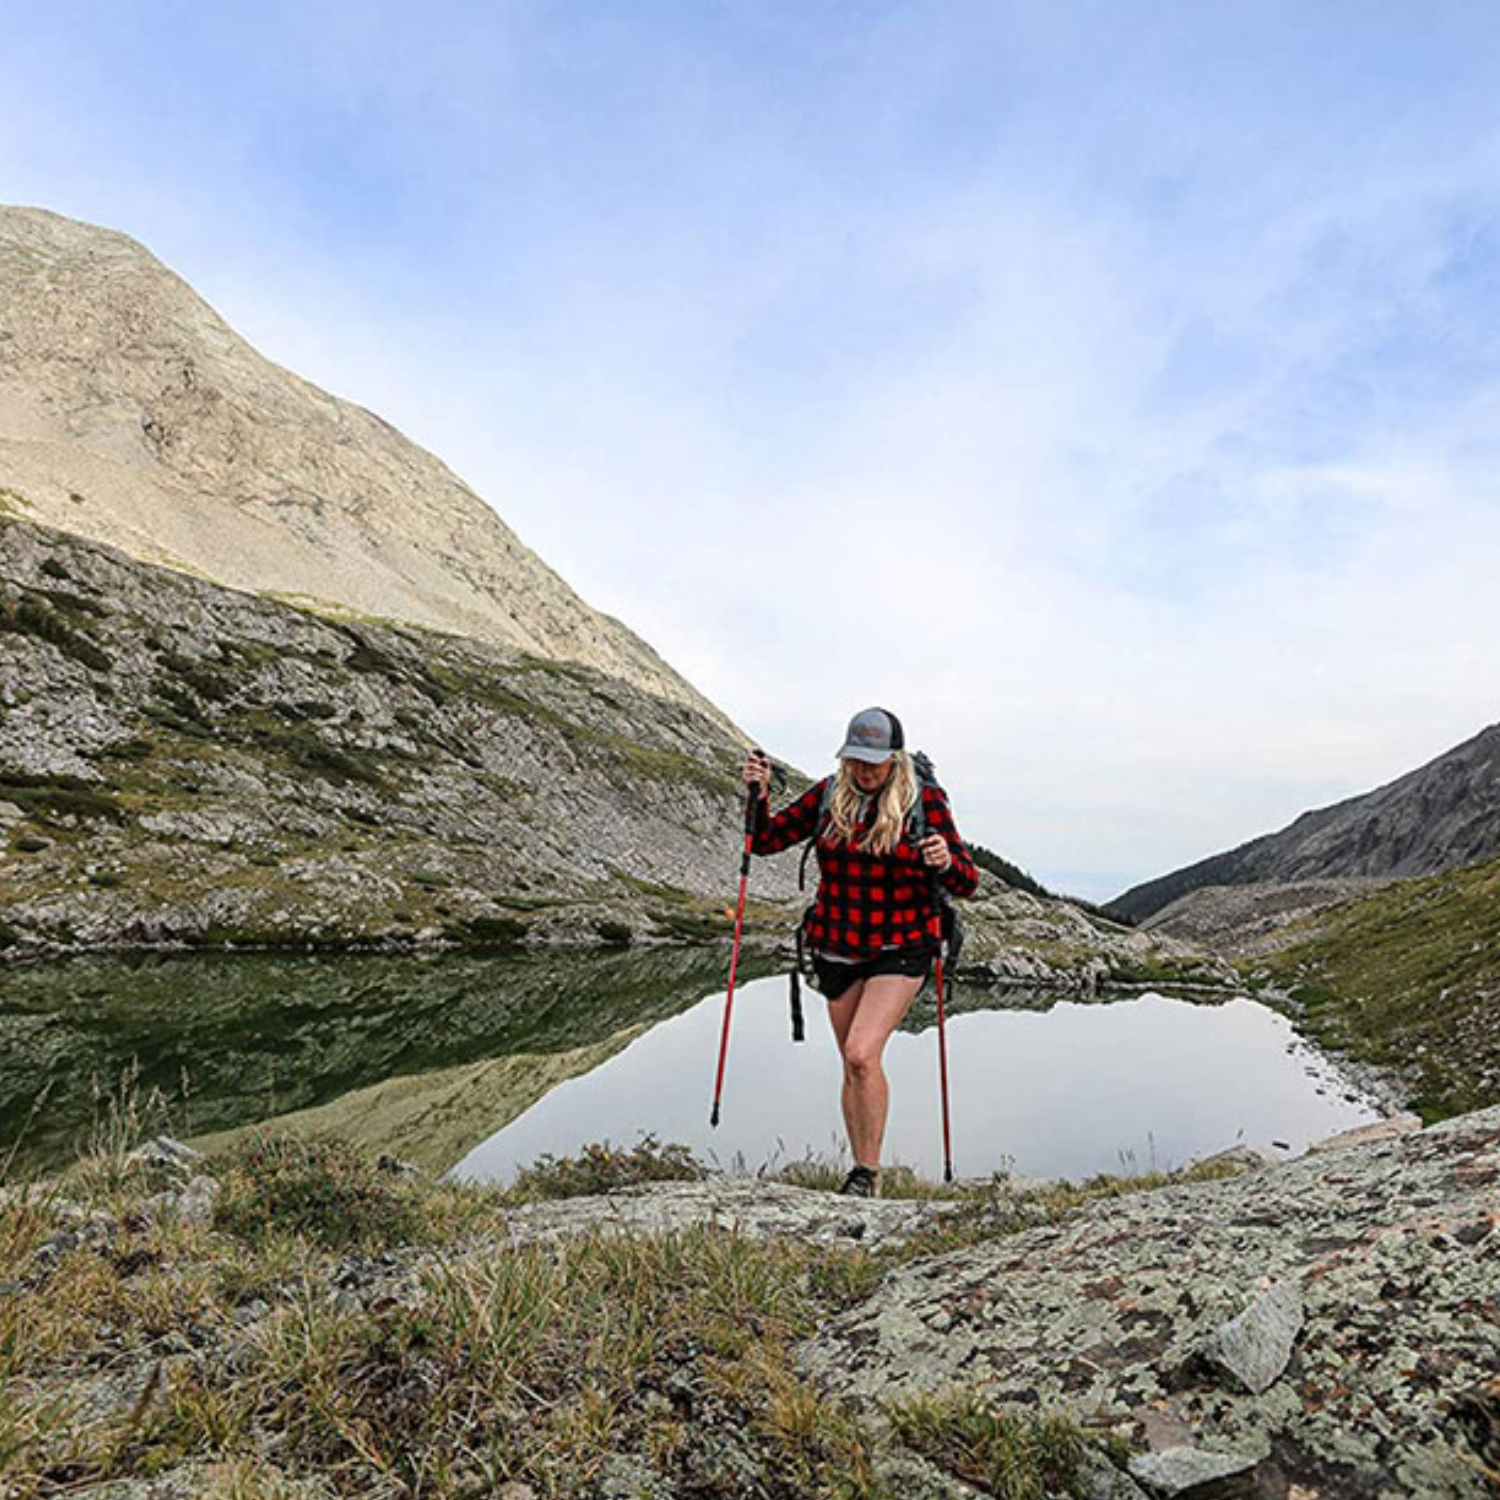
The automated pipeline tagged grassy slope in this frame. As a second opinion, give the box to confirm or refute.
[1252,854,1500,1119]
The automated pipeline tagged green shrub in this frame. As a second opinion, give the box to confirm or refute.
[342,636,399,677]
[14,835,50,853]
[37,585,107,618]
[98,735,155,762]
[511,1135,706,1201]
[0,598,112,673]
[0,772,125,825]
[151,682,212,729]
[214,1133,423,1250]
[595,920,634,945]
[886,1386,1087,1500]
[464,914,526,944]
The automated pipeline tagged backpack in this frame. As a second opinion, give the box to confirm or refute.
[788,750,965,1040]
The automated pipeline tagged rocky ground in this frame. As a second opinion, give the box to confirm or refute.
[804,1108,1500,1499]
[2,1110,1496,1499]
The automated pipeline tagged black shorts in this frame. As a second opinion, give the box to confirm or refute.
[812,946,934,1002]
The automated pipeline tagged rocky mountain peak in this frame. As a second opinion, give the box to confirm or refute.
[0,204,736,734]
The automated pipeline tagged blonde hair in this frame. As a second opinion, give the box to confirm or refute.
[825,751,917,855]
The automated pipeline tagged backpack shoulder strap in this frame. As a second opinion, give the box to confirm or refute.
[798,776,835,891]
[907,750,941,841]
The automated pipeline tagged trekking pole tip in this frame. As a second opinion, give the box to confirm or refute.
[710,1103,721,1128]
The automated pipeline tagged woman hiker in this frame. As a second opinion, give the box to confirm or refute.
[743,708,979,1197]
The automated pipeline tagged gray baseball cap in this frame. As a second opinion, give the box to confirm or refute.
[837,707,905,763]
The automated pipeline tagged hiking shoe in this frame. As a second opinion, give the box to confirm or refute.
[838,1165,879,1198]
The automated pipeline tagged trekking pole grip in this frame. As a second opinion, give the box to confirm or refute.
[744,748,769,832]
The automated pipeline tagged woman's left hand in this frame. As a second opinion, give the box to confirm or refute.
[915,834,951,871]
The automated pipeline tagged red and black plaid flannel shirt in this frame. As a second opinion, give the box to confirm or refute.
[751,778,979,959]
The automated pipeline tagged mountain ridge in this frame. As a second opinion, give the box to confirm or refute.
[1107,720,1500,922]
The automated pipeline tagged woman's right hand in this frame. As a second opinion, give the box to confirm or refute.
[743,750,772,795]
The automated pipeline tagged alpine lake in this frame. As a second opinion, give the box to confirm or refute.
[0,944,1390,1186]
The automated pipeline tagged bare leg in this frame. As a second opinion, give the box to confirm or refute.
[826,979,864,1163]
[826,973,924,1169]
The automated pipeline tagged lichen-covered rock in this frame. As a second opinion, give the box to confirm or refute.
[498,1178,962,1251]
[1127,1442,1264,1496]
[1199,1280,1303,1395]
[802,1106,1500,1497]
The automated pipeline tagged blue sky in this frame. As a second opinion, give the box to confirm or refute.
[5,1,1500,897]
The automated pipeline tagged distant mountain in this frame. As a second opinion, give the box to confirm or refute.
[1106,722,1500,923]
[0,205,732,731]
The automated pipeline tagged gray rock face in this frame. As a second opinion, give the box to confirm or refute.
[801,1105,1500,1498]
[1108,723,1500,923]
[1138,879,1395,957]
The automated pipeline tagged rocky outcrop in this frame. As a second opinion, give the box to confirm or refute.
[0,204,733,730]
[1140,878,1396,957]
[1107,723,1500,923]
[802,1104,1500,1498]
[0,512,791,956]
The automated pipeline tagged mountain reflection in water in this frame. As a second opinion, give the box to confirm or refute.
[0,947,766,1174]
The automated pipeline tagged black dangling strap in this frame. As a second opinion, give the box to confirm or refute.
[790,921,807,1042]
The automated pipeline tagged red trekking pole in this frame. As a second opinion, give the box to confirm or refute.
[929,874,955,1183]
[710,751,767,1127]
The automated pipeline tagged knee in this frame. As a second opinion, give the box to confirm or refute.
[843,1041,883,1082]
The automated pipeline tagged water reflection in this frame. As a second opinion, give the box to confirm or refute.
[454,977,1385,1184]
[0,947,767,1173]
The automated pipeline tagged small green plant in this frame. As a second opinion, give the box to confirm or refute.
[158,650,233,702]
[886,1386,1087,1500]
[214,1133,423,1251]
[86,1060,179,1163]
[511,1134,706,1201]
